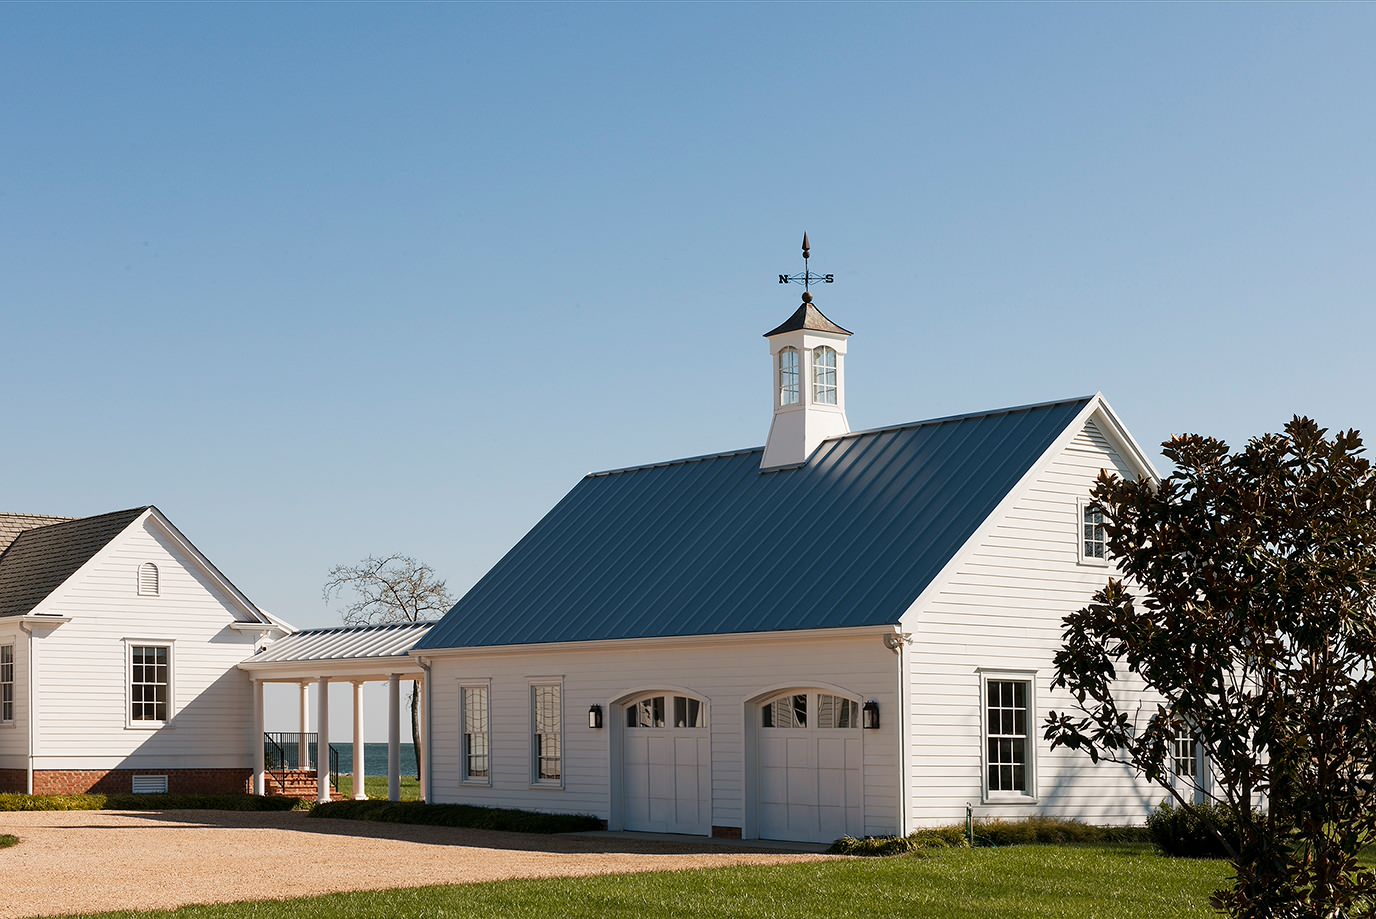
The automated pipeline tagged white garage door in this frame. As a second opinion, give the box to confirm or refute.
[756,691,864,843]
[621,694,710,836]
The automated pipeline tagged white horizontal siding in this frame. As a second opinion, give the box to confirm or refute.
[426,631,901,838]
[0,624,30,769]
[903,416,1163,828]
[29,515,260,770]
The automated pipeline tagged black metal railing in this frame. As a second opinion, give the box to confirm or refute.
[263,732,340,794]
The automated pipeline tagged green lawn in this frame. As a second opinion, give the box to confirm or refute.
[76,844,1230,919]
[333,775,421,801]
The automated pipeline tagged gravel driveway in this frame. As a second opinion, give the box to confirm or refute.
[0,810,823,918]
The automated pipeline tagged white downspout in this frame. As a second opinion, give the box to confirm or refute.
[20,621,35,795]
[894,627,910,836]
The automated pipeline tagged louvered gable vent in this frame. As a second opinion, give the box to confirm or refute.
[137,562,159,597]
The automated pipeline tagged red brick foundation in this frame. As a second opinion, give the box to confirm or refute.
[0,768,26,793]
[31,768,251,796]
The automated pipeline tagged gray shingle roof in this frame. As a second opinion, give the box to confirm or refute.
[0,514,73,555]
[416,396,1092,651]
[0,507,149,618]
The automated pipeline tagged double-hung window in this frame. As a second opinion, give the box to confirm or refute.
[531,682,563,785]
[1079,498,1107,564]
[982,674,1035,800]
[128,643,172,726]
[1,644,14,724]
[461,685,490,783]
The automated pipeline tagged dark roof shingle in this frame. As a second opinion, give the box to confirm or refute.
[0,508,148,618]
[416,397,1091,651]
[0,514,73,555]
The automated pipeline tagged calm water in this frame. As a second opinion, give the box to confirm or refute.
[335,742,419,777]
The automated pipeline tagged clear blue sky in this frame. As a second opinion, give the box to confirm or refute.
[4,3,1374,656]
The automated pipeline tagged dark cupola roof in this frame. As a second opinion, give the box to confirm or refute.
[763,298,853,338]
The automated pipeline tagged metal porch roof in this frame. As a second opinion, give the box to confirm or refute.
[416,396,1094,651]
[248,622,433,663]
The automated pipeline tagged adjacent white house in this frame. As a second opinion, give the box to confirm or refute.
[404,294,1173,843]
[0,507,285,795]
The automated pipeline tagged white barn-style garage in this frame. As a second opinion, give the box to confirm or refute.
[410,285,1166,844]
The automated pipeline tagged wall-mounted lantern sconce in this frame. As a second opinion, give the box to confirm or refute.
[588,704,604,729]
[862,700,880,730]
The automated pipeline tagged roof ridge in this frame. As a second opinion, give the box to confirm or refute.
[8,506,151,533]
[295,621,434,635]
[586,395,1096,480]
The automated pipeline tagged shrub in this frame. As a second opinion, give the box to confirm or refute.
[0,834,17,849]
[0,793,299,813]
[309,800,604,834]
[974,817,1149,847]
[828,825,968,856]
[830,818,1149,856]
[1145,801,1239,859]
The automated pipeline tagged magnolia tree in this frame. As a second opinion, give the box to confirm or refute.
[1044,418,1376,918]
[324,555,453,780]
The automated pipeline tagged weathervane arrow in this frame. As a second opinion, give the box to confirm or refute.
[777,232,834,301]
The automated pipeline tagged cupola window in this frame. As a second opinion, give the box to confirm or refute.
[812,346,837,405]
[779,348,800,406]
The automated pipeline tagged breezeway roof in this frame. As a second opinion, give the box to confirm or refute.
[416,396,1096,652]
[246,622,433,663]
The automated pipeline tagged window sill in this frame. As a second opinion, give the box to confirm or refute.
[461,778,492,788]
[1076,557,1110,569]
[0,722,15,729]
[125,722,172,731]
[982,792,1038,805]
[529,781,564,791]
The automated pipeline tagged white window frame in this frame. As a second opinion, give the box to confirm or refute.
[978,669,1038,803]
[0,643,14,726]
[1077,497,1109,566]
[1170,731,1209,804]
[124,639,175,730]
[460,681,491,786]
[778,347,800,408]
[529,678,564,789]
[137,562,160,597]
[811,346,838,405]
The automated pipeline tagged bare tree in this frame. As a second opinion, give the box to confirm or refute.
[323,555,453,791]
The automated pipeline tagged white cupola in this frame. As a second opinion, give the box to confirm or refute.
[760,289,852,470]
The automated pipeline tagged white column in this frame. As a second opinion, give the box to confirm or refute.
[298,682,310,771]
[251,679,266,795]
[352,681,367,800]
[416,675,428,803]
[387,674,401,802]
[316,677,331,804]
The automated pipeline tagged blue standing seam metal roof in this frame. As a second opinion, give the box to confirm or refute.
[415,396,1094,651]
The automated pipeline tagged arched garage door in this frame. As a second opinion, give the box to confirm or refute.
[754,690,864,843]
[619,692,710,835]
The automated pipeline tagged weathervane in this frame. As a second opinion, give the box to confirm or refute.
[778,232,833,303]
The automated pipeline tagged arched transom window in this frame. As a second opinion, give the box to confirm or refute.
[137,562,160,597]
[812,347,837,405]
[778,347,800,406]
[625,694,706,729]
[760,691,859,729]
